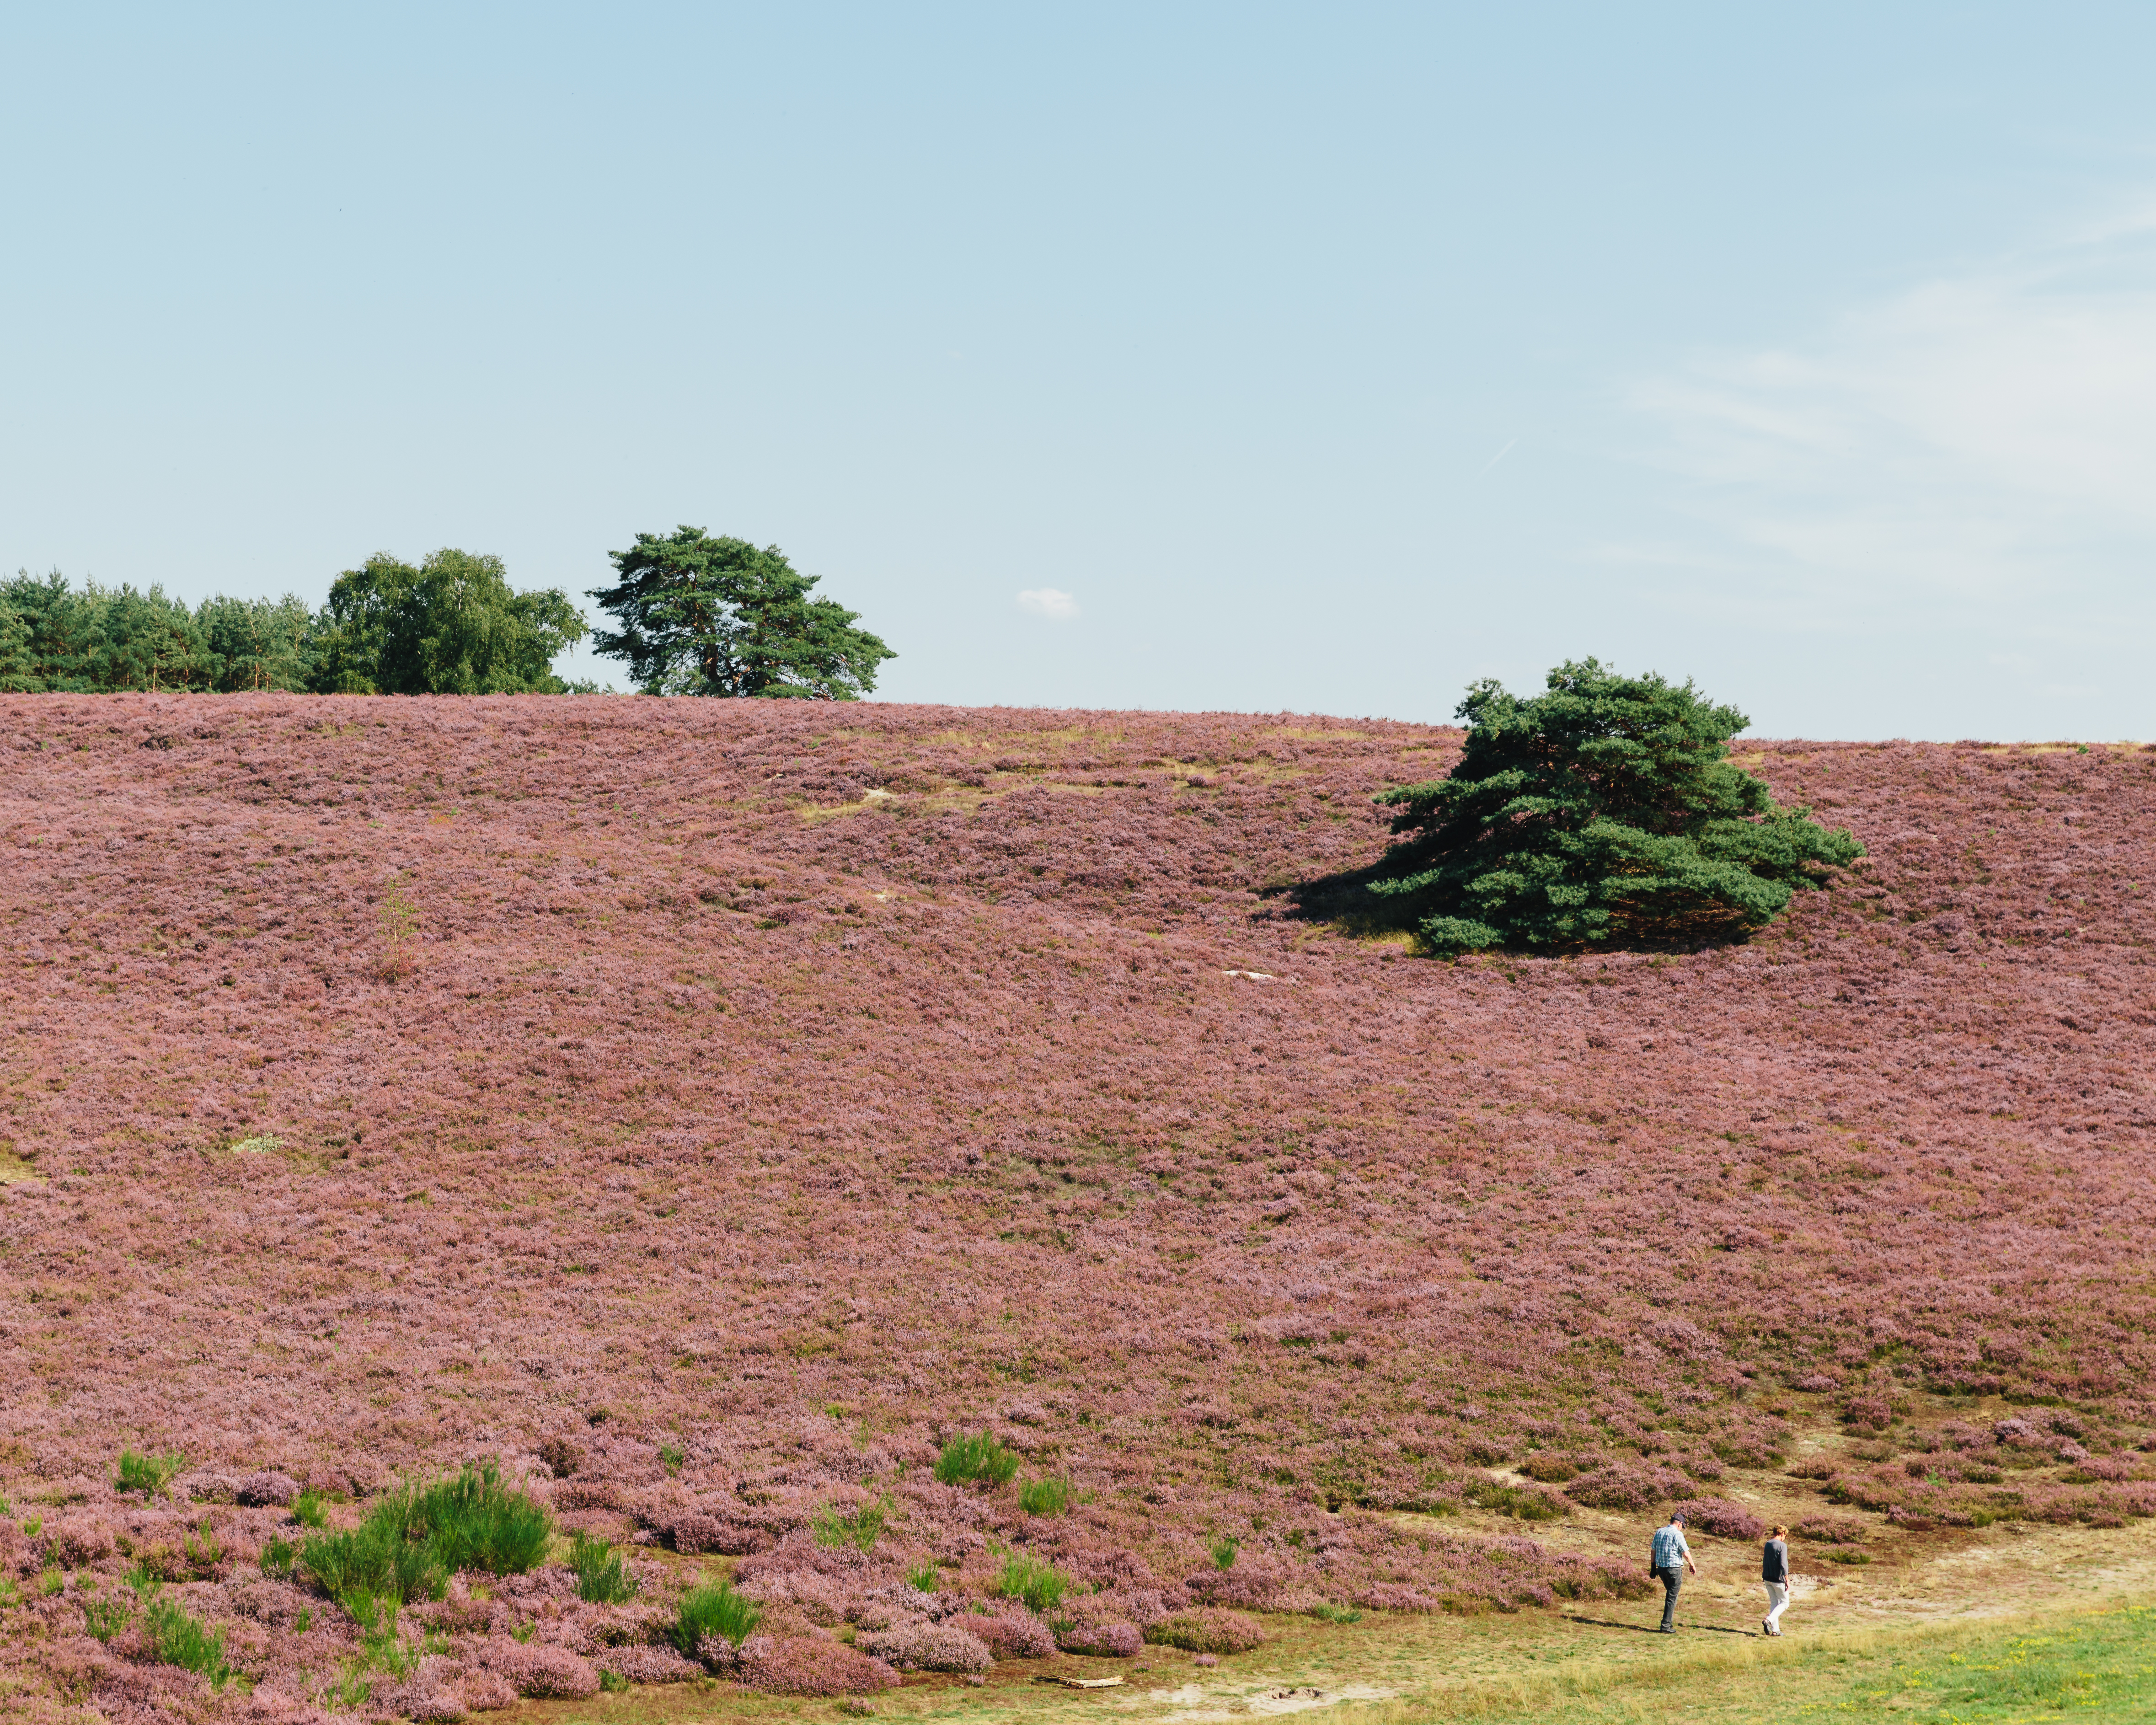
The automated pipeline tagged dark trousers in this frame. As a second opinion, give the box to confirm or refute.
[1655,1565,1682,1631]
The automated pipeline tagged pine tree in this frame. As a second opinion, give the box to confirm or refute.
[1369,659,1861,955]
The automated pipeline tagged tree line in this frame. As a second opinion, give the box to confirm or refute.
[0,527,893,699]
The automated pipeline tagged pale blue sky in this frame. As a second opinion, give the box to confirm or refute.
[5,4,2153,736]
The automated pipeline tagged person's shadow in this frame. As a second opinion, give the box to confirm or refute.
[1563,1615,1758,1638]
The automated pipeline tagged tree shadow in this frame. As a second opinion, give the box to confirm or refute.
[1259,859,1423,942]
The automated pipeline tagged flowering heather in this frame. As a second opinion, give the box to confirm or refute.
[2,695,2155,1713]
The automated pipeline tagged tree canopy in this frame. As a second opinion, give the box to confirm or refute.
[588,527,894,699]
[1366,659,1862,956]
[0,554,588,695]
[314,550,586,695]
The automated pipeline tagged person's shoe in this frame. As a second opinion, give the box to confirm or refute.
[1763,1619,1771,1635]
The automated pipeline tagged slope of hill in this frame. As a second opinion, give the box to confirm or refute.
[2,696,2153,1715]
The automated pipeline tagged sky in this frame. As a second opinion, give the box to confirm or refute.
[4,3,2153,738]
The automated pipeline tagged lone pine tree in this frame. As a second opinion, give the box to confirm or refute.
[1370,659,1862,956]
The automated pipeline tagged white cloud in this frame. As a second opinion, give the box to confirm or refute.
[1016,587,1080,621]
[1623,208,2156,630]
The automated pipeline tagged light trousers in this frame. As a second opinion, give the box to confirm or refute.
[1764,1580,1789,1632]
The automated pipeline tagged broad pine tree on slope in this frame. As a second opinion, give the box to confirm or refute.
[1371,659,1862,956]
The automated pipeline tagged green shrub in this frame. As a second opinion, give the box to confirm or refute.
[904,1560,938,1594]
[144,1594,235,1688]
[812,1494,893,1553]
[1018,1476,1071,1517]
[300,1520,448,1612]
[990,1553,1070,1616]
[671,1580,762,1657]
[659,1442,685,1476]
[1359,659,1862,955]
[568,1532,639,1604]
[934,1431,1020,1488]
[397,1462,552,1575]
[81,1595,131,1643]
[117,1449,185,1496]
[301,1463,550,1616]
[1209,1534,1240,1571]
[599,1670,630,1692]
[291,1489,329,1530]
[1306,1602,1362,1625]
[260,1535,296,1580]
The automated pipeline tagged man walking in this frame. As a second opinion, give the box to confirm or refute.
[1762,1523,1792,1635]
[1648,1511,1697,1634]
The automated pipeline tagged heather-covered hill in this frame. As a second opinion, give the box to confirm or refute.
[3,695,2155,1716]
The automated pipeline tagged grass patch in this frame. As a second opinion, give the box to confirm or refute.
[142,1589,235,1689]
[567,1532,639,1604]
[812,1493,892,1553]
[116,1448,185,1495]
[933,1430,1020,1488]
[671,1579,762,1659]
[989,1551,1070,1615]
[1333,1601,2156,1724]
[301,1461,550,1614]
[1018,1475,1071,1517]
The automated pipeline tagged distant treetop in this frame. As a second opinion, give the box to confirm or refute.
[1367,658,1862,956]
[587,527,894,700]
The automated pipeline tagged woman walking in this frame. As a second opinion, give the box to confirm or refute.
[1762,1523,1792,1635]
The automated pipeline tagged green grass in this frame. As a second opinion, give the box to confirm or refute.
[568,1532,640,1604]
[988,1552,1070,1615]
[1343,1601,2156,1724]
[1017,1475,1071,1517]
[670,1579,762,1658]
[142,1592,235,1689]
[811,1493,893,1553]
[933,1430,1021,1488]
[300,1461,551,1615]
[115,1448,185,1495]
[291,1488,329,1529]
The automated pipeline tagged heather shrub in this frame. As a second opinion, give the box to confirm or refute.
[856,1619,993,1673]
[1793,1515,1866,1545]
[1516,1455,1580,1483]
[236,1472,299,1508]
[1465,1480,1567,1521]
[1669,1498,1765,1540]
[1359,659,1860,953]
[1144,1607,1264,1655]
[934,1431,1020,1488]
[596,1644,701,1685]
[990,1551,1071,1615]
[117,1449,185,1496]
[1052,1597,1144,1657]
[485,1642,601,1698]
[811,1494,892,1553]
[536,1436,584,1477]
[1564,1465,1689,1511]
[1842,1394,1895,1431]
[568,1532,639,1604]
[735,1633,902,1696]
[1018,1475,1071,1516]
[970,1606,1059,1660]
[672,1579,762,1661]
